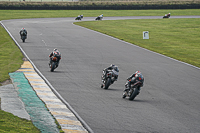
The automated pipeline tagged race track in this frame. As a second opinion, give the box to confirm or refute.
[2,16,200,133]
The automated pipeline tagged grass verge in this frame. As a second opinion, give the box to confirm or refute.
[0,110,40,133]
[0,24,23,84]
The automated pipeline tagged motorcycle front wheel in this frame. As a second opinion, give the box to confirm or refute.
[104,78,111,89]
[129,88,139,101]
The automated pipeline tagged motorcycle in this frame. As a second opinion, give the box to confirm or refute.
[20,31,27,43]
[95,16,103,20]
[75,15,83,20]
[122,80,143,100]
[163,13,170,18]
[101,69,118,89]
[49,55,60,72]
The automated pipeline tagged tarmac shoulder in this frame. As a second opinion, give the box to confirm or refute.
[0,84,31,120]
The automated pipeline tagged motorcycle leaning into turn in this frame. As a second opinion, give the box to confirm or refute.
[75,15,83,20]
[95,14,103,20]
[163,13,170,18]
[101,68,119,89]
[122,73,144,100]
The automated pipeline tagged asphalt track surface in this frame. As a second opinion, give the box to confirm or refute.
[2,16,200,133]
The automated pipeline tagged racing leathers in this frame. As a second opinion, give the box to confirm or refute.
[125,71,144,92]
[49,49,61,68]
[19,28,27,39]
[101,65,119,88]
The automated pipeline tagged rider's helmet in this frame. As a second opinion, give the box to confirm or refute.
[135,71,143,83]
[53,48,59,55]
[135,71,141,74]
[53,48,58,52]
[135,71,141,77]
[110,64,119,72]
[114,66,119,72]
[110,64,114,67]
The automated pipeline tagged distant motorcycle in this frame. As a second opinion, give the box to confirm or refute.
[163,13,170,18]
[95,14,103,20]
[75,15,83,20]
[95,17,101,20]
[101,69,118,89]
[122,76,144,100]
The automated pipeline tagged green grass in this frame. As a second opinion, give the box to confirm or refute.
[0,25,23,83]
[0,110,40,133]
[75,18,200,67]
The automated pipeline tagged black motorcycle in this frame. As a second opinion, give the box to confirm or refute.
[95,16,103,20]
[75,15,83,20]
[101,69,118,89]
[49,55,60,72]
[20,31,27,43]
[122,80,143,100]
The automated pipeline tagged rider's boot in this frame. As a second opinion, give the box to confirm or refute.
[101,84,104,88]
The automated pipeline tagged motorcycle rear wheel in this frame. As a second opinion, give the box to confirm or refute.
[22,36,26,43]
[50,62,56,72]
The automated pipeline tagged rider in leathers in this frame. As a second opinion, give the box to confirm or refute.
[101,64,119,88]
[19,28,27,39]
[49,48,61,68]
[99,14,103,18]
[125,71,144,92]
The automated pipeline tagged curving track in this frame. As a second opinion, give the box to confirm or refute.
[2,16,200,133]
